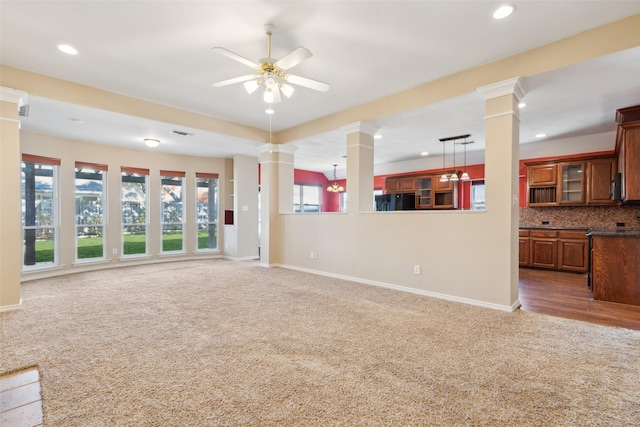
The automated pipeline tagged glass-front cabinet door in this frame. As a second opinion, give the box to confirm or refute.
[559,162,585,204]
[416,177,432,208]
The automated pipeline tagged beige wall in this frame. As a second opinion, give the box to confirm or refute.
[0,93,24,310]
[20,131,229,280]
[1,15,638,310]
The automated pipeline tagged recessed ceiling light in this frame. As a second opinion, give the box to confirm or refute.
[57,44,78,55]
[421,152,429,156]
[518,102,526,109]
[144,138,160,148]
[374,134,382,139]
[535,133,547,138]
[493,5,515,20]
[265,108,275,115]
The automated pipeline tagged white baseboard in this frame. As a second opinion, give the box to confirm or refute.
[0,299,23,313]
[272,263,519,313]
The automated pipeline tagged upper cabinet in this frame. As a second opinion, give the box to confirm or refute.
[385,176,415,193]
[526,155,616,207]
[387,174,458,210]
[616,105,640,204]
[586,157,618,205]
[559,161,585,204]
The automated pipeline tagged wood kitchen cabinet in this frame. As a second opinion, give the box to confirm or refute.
[526,155,618,207]
[558,161,585,204]
[519,229,531,267]
[586,156,617,205]
[530,230,558,270]
[520,228,588,273]
[389,173,457,209]
[557,230,589,273]
[527,163,558,206]
[590,232,640,306]
[385,176,416,194]
[617,121,640,203]
[416,177,433,208]
[616,105,640,203]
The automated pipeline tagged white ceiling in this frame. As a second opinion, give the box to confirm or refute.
[2,1,640,178]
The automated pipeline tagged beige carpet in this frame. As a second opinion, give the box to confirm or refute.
[1,259,639,426]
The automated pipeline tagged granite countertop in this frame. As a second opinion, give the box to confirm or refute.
[519,225,590,230]
[587,228,640,237]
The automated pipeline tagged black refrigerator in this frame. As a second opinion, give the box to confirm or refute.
[375,193,416,211]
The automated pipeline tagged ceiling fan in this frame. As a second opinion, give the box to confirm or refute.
[212,24,330,104]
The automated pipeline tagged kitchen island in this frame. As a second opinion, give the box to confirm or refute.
[588,229,640,306]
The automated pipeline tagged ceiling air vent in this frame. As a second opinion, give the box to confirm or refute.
[170,130,193,136]
[19,104,30,117]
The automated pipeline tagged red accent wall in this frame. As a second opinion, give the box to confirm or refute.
[294,149,614,211]
[294,169,342,212]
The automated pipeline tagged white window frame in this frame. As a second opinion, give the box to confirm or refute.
[195,175,219,252]
[21,159,60,271]
[160,173,186,254]
[294,184,322,213]
[75,164,107,262]
[121,169,149,257]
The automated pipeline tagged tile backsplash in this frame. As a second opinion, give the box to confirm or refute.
[520,206,640,229]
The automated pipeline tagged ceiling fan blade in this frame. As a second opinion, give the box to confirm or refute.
[212,47,259,69]
[212,75,259,87]
[275,47,312,71]
[272,85,282,103]
[285,74,330,92]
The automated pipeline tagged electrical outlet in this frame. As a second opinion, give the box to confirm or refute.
[413,265,421,275]
[112,248,117,255]
[310,251,317,260]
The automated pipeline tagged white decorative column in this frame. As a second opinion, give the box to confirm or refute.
[0,87,27,311]
[477,77,526,307]
[258,144,295,266]
[342,122,378,213]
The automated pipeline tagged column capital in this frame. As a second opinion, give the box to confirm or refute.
[477,77,526,102]
[341,121,379,137]
[0,87,28,106]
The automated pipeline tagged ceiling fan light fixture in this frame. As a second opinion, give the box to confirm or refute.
[264,88,275,104]
[244,80,260,94]
[280,83,295,98]
[264,74,277,89]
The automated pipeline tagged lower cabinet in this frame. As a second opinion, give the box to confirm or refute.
[520,228,589,273]
[557,230,590,272]
[519,231,530,267]
[530,230,558,269]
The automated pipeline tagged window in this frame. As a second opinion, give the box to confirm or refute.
[21,154,60,268]
[75,162,107,261]
[196,173,219,251]
[121,167,149,256]
[294,184,322,212]
[161,171,185,253]
[472,182,486,211]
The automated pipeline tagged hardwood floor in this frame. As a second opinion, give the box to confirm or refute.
[0,368,43,427]
[519,268,640,331]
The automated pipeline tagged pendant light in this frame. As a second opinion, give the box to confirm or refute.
[439,140,449,183]
[460,137,472,181]
[327,164,344,192]
[450,141,459,181]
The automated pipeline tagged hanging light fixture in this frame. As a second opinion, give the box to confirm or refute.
[450,141,459,181]
[327,164,344,192]
[460,137,473,181]
[439,134,471,182]
[439,140,449,182]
